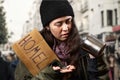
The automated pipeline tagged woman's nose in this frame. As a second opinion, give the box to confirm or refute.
[62,23,68,31]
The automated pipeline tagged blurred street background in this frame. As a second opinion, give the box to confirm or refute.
[0,0,120,80]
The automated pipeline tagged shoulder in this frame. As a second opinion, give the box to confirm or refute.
[79,48,88,57]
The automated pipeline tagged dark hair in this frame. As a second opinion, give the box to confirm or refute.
[40,19,81,63]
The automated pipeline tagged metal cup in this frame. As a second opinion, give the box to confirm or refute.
[81,34,106,57]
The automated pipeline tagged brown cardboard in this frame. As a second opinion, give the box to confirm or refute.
[12,29,59,76]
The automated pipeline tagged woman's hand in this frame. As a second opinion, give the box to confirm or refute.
[52,66,61,71]
[52,65,75,73]
[60,65,75,73]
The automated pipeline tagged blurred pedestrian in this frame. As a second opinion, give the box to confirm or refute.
[5,53,19,77]
[0,51,15,80]
[107,54,115,80]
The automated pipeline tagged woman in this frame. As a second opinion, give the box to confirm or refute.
[15,0,108,80]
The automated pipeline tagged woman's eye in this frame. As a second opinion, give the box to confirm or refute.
[55,22,62,26]
[66,19,72,24]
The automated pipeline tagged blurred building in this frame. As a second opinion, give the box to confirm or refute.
[0,0,4,4]
[22,0,42,36]
[69,0,82,31]
[79,0,119,38]
[79,0,120,54]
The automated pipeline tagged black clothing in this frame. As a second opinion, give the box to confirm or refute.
[0,57,14,80]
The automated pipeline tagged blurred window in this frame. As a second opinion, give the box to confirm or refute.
[114,9,117,25]
[107,10,113,26]
[101,11,104,27]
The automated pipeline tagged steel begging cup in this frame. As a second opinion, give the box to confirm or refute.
[81,34,106,57]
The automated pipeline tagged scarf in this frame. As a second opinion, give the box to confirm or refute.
[53,40,70,66]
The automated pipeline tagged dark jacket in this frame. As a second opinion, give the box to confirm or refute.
[15,49,108,80]
[0,57,15,80]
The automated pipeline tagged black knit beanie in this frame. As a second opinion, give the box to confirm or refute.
[40,0,74,27]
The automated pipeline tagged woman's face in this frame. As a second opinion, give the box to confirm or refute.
[48,16,72,41]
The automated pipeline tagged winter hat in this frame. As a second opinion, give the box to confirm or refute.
[40,0,74,27]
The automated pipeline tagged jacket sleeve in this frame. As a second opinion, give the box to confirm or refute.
[15,60,33,80]
[36,60,62,80]
[87,54,109,80]
[96,54,109,80]
[87,58,98,80]
[15,60,62,80]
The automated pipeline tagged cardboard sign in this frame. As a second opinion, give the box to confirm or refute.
[12,29,59,76]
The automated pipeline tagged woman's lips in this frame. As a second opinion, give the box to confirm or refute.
[61,33,69,38]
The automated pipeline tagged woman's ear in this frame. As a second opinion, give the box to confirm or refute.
[46,26,50,30]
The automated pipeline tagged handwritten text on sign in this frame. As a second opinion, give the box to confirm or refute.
[12,29,59,76]
[18,34,48,69]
